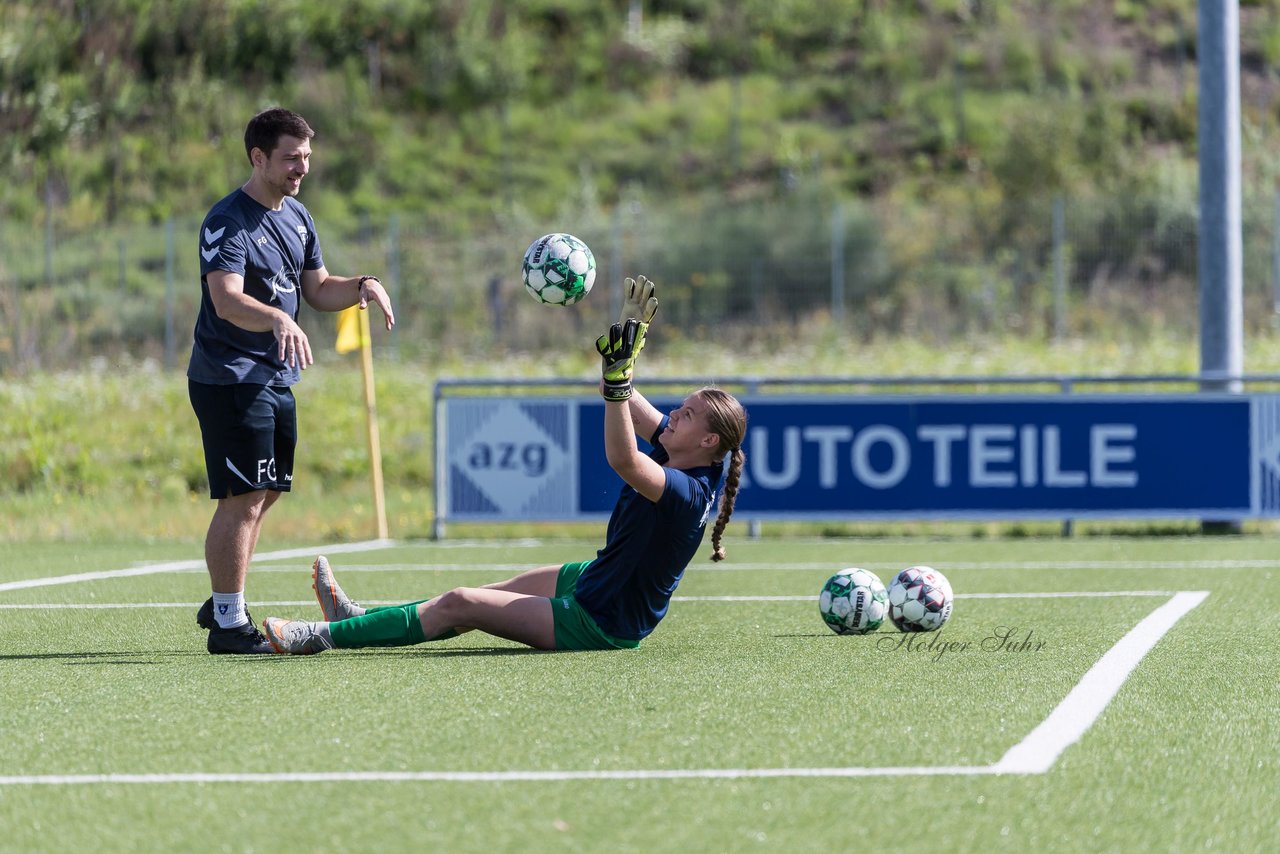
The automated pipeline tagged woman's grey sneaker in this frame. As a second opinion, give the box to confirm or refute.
[312,556,366,621]
[262,617,334,655]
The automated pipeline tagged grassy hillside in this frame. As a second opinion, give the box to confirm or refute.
[7,1,1280,368]
[6,1,1280,225]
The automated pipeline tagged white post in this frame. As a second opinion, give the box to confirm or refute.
[1197,0,1244,535]
[1197,0,1244,394]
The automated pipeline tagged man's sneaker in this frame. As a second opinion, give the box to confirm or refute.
[206,621,275,655]
[262,617,334,655]
[196,598,256,631]
[312,556,365,621]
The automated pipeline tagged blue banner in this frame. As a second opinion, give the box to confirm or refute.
[439,394,1280,521]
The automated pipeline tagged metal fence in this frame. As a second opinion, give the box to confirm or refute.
[3,187,1280,372]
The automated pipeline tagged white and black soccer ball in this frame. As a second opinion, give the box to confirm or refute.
[818,567,888,635]
[522,232,596,306]
[887,566,954,632]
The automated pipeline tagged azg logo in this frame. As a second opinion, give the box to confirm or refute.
[466,442,548,477]
[444,398,575,517]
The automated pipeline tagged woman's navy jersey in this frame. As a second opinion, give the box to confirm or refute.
[573,416,723,641]
[188,189,324,387]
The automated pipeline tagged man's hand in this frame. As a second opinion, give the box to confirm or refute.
[273,313,314,370]
[596,318,649,402]
[618,276,658,325]
[356,275,396,330]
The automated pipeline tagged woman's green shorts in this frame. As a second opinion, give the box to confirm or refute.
[551,561,640,651]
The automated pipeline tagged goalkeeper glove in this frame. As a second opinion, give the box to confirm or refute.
[596,318,648,402]
[618,276,659,325]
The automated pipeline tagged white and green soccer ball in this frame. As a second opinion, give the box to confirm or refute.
[818,567,888,635]
[522,232,596,306]
[887,566,954,633]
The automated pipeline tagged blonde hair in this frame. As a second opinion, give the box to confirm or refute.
[696,387,747,562]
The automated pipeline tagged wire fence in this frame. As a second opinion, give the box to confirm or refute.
[3,187,1279,373]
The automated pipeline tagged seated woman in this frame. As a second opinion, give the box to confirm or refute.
[261,277,747,655]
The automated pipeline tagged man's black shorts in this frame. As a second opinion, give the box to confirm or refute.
[189,380,297,499]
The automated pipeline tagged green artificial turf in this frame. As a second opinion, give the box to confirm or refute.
[0,537,1274,852]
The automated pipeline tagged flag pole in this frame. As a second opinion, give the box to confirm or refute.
[357,308,389,539]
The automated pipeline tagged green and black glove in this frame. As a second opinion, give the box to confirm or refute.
[596,318,649,402]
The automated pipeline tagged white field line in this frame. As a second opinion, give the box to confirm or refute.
[675,591,1177,601]
[715,559,1269,571]
[0,590,1179,610]
[0,766,1000,785]
[0,540,396,593]
[992,590,1209,774]
[0,591,1208,786]
[697,560,1279,571]
[248,558,1280,573]
[0,556,1266,595]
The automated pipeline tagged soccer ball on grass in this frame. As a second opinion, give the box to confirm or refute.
[886,566,954,632]
[522,232,596,306]
[818,568,888,635]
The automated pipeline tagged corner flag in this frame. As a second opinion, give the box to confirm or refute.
[336,305,388,538]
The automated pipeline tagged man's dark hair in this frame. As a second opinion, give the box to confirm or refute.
[244,108,315,165]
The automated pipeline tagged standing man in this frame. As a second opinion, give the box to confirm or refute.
[188,107,395,654]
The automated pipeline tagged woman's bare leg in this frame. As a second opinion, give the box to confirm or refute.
[417,587,556,649]
[480,564,561,597]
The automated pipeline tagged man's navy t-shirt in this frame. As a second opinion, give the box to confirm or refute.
[187,189,324,386]
[573,417,723,641]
